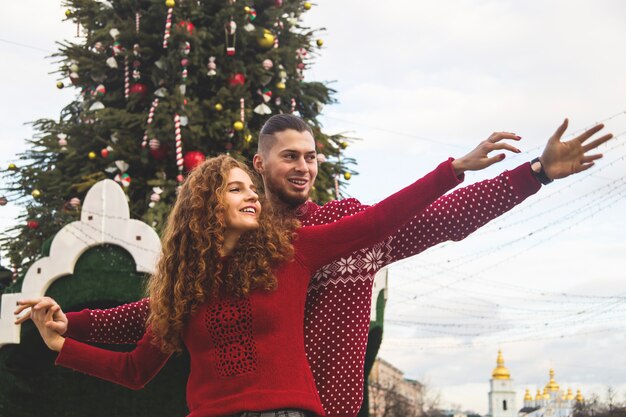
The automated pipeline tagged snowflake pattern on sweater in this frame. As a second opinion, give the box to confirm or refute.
[65,162,540,417]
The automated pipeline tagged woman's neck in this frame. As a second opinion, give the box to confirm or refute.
[221,230,241,257]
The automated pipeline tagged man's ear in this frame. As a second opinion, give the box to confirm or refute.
[252,153,264,174]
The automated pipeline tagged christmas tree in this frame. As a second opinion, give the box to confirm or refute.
[0,0,354,274]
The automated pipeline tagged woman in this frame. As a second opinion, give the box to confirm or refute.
[30,153,463,417]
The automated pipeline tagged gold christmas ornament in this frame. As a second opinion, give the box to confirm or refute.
[65,9,72,17]
[88,151,97,160]
[56,81,64,89]
[303,2,312,10]
[316,39,324,47]
[244,134,253,143]
[276,81,286,90]
[31,189,42,198]
[7,163,17,171]
[233,121,244,131]
[214,103,223,111]
[340,141,348,149]
[165,0,175,7]
[343,172,352,180]
[257,29,275,49]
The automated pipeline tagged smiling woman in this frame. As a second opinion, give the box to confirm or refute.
[221,167,263,255]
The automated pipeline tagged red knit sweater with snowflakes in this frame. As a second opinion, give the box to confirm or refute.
[65,161,540,417]
[58,159,462,417]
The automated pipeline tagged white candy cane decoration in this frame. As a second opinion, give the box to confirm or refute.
[290,98,296,113]
[136,12,141,33]
[141,98,160,148]
[175,113,184,177]
[240,98,245,122]
[132,43,141,81]
[124,56,130,99]
[163,8,173,49]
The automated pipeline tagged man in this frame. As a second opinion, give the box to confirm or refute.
[16,115,611,417]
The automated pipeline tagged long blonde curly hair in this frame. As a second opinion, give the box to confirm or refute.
[147,155,298,353]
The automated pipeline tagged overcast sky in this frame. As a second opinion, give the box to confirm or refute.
[2,0,626,413]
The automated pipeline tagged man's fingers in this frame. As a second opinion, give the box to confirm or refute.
[575,123,605,143]
[582,133,613,151]
[581,154,603,164]
[14,311,32,324]
[576,162,595,173]
[550,118,569,143]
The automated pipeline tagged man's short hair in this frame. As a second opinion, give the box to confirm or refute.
[258,114,313,155]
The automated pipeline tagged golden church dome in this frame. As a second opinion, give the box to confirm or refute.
[566,388,574,401]
[545,368,560,392]
[524,389,532,401]
[535,389,543,401]
[492,350,511,380]
[576,389,584,403]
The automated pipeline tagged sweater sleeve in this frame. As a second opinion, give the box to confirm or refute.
[65,298,150,344]
[387,161,541,261]
[298,158,463,271]
[55,326,170,390]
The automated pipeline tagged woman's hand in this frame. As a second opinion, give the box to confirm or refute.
[452,132,521,176]
[30,302,66,352]
[14,296,68,335]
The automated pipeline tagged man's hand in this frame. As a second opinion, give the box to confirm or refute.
[540,119,613,180]
[31,305,65,352]
[14,297,68,335]
[452,132,522,176]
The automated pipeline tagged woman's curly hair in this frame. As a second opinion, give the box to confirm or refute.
[147,155,298,353]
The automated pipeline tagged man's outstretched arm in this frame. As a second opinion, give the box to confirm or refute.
[386,118,612,262]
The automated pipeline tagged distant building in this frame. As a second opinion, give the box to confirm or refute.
[486,351,584,417]
[369,357,423,417]
[519,369,584,417]
[488,350,517,417]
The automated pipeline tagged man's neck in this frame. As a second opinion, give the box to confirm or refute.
[266,196,301,217]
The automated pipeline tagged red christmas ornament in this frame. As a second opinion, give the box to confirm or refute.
[100,148,109,158]
[27,220,39,230]
[228,73,246,87]
[183,151,205,171]
[150,144,169,161]
[129,82,148,97]
[177,20,195,35]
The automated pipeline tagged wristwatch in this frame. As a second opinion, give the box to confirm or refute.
[530,157,553,185]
